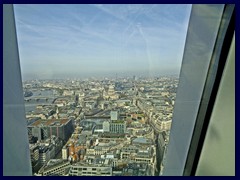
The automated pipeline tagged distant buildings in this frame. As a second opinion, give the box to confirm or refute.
[23,76,178,176]
[103,85,119,100]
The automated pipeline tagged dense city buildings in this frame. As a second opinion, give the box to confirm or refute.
[23,76,178,176]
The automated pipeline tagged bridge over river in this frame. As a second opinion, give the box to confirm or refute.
[24,96,69,104]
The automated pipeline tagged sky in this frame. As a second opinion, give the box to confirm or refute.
[14,4,192,80]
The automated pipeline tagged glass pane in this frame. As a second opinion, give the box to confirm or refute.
[14,4,191,176]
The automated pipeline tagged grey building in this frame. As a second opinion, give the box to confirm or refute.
[110,121,126,134]
[69,160,112,176]
[37,159,70,176]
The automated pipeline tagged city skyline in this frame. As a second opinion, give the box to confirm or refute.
[22,75,178,176]
[14,4,191,80]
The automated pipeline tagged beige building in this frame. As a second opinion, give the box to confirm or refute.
[103,85,119,100]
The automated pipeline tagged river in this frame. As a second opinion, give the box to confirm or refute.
[24,89,57,112]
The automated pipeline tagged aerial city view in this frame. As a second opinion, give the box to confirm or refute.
[23,76,178,176]
[14,4,191,176]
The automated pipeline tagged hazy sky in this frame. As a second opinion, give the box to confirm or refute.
[14,4,191,79]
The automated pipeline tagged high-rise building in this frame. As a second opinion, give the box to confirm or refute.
[110,121,126,134]
[110,110,119,121]
[62,146,69,160]
[28,119,74,142]
[103,121,110,132]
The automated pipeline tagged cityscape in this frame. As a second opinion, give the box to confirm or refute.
[3,4,234,176]
[14,4,191,176]
[23,76,178,176]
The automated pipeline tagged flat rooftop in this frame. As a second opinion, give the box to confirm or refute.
[29,118,69,127]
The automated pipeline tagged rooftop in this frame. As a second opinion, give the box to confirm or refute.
[132,137,153,145]
[29,118,69,127]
